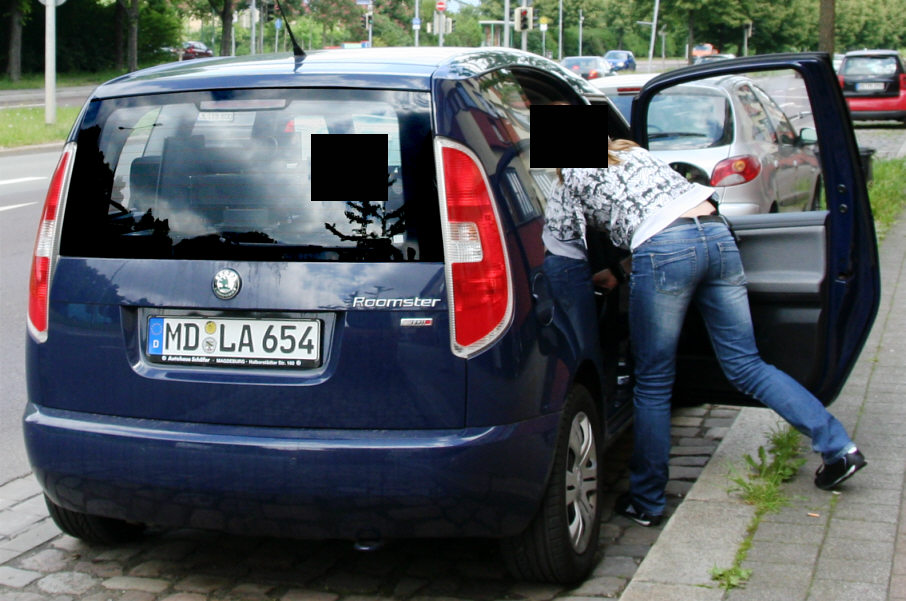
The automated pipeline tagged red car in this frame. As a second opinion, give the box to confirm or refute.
[838,50,906,124]
[181,41,214,60]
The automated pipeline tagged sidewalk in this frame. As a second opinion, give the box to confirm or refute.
[622,205,906,600]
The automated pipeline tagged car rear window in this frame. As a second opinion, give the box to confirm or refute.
[647,86,731,150]
[563,58,595,70]
[61,88,441,262]
[841,56,899,77]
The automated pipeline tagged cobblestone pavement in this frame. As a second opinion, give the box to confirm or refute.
[0,405,738,601]
[854,123,906,160]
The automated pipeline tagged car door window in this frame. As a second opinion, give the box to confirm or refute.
[752,84,799,146]
[473,69,565,225]
[736,83,776,143]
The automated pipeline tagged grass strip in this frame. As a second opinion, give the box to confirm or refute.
[0,106,80,149]
[709,424,806,591]
[870,158,906,241]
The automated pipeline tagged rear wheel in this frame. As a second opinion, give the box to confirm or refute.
[501,384,602,583]
[45,495,145,544]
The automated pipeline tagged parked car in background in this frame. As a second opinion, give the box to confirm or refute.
[604,50,636,72]
[181,41,213,60]
[692,43,719,57]
[590,72,658,120]
[643,74,822,215]
[838,49,906,124]
[561,55,613,80]
[24,49,878,587]
[694,53,736,65]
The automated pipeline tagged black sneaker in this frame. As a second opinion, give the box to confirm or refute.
[814,448,867,490]
[615,493,663,527]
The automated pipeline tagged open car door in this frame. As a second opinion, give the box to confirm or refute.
[630,53,880,406]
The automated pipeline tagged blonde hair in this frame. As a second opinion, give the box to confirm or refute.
[556,138,640,181]
[607,138,639,166]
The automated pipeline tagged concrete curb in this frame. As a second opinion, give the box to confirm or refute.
[620,407,780,600]
[0,143,63,157]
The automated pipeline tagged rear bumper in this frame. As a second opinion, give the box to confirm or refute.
[23,403,558,541]
[846,96,906,120]
[848,110,906,121]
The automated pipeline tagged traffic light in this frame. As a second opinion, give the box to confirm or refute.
[445,17,454,34]
[513,7,533,31]
[361,12,372,29]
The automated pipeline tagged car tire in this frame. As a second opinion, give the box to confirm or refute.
[45,495,145,544]
[500,384,602,583]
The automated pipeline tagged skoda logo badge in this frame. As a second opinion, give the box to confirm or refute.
[212,269,241,300]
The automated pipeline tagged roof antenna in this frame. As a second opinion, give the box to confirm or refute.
[274,0,306,59]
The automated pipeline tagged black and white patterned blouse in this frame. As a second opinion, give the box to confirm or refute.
[544,147,714,251]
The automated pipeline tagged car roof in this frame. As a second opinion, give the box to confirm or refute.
[590,72,657,92]
[91,47,599,100]
[843,49,901,57]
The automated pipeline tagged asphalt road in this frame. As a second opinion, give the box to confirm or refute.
[0,150,53,484]
[0,85,97,109]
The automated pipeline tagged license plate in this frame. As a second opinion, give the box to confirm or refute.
[856,82,885,92]
[147,316,321,368]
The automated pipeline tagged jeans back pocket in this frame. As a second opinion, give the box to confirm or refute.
[717,241,747,286]
[649,247,697,295]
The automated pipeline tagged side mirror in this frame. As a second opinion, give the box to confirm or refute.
[799,127,818,145]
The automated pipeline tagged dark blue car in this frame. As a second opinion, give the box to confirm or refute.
[24,48,878,584]
[605,50,637,72]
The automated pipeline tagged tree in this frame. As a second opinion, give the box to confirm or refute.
[118,0,142,72]
[2,0,30,81]
[662,0,748,62]
[307,0,359,44]
[818,0,834,55]
[208,0,235,56]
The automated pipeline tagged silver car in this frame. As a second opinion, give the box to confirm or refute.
[644,75,822,215]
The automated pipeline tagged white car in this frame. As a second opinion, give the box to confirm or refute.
[594,73,822,215]
[590,72,658,121]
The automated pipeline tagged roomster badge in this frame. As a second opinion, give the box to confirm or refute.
[212,268,241,300]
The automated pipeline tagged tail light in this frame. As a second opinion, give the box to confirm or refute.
[838,75,845,88]
[436,140,513,358]
[588,70,600,80]
[28,143,74,342]
[900,73,906,91]
[710,155,761,187]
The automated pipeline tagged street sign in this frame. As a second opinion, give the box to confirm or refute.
[412,17,421,30]
[436,0,446,12]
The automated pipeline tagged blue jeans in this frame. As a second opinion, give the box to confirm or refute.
[542,253,600,365]
[627,220,855,516]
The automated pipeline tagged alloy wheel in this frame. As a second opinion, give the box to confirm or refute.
[564,410,598,553]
